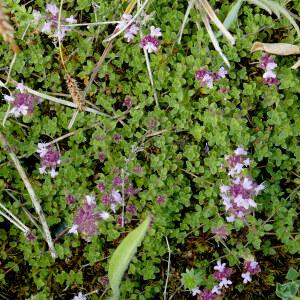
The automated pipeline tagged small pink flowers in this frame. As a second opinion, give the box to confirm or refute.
[116,14,139,42]
[37,143,61,177]
[241,259,261,284]
[224,147,250,177]
[4,91,39,118]
[221,147,264,222]
[36,3,77,41]
[195,67,228,89]
[259,54,279,86]
[140,26,162,53]
[197,288,217,300]
[212,260,232,293]
[69,195,110,242]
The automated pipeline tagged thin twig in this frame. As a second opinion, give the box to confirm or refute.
[63,21,120,27]
[163,236,171,300]
[0,132,57,258]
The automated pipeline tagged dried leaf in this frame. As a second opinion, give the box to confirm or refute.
[251,42,300,55]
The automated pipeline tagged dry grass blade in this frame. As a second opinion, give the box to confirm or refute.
[0,1,18,52]
[251,42,300,55]
[247,0,273,15]
[66,74,85,111]
[199,0,235,45]
[200,8,230,67]
[291,59,300,69]
[178,0,195,44]
[0,131,57,258]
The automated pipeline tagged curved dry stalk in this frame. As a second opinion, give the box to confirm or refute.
[178,0,195,44]
[0,131,56,258]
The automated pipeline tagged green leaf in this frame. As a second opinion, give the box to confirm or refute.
[108,216,151,300]
[286,268,299,281]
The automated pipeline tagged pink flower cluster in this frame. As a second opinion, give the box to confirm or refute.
[99,176,139,213]
[193,258,261,298]
[221,147,264,222]
[140,26,162,53]
[259,54,279,86]
[195,67,227,89]
[241,259,261,284]
[34,3,76,41]
[4,84,39,117]
[37,143,61,177]
[69,195,110,242]
[4,93,38,117]
[192,261,232,299]
[116,14,139,42]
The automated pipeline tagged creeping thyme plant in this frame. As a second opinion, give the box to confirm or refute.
[0,0,299,299]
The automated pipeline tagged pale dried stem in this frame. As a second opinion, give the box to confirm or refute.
[163,236,171,300]
[178,0,195,44]
[0,131,57,258]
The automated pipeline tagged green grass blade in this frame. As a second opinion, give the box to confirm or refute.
[217,0,243,37]
[108,216,151,300]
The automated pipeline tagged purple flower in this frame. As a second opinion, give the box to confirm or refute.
[220,175,264,222]
[196,67,227,88]
[112,133,122,143]
[197,289,217,300]
[66,193,76,204]
[211,226,230,240]
[98,152,106,162]
[140,35,160,53]
[242,259,260,284]
[72,292,86,300]
[116,14,139,42]
[97,182,106,193]
[259,54,277,70]
[5,93,38,117]
[124,24,139,42]
[112,177,123,188]
[69,195,109,241]
[126,204,137,215]
[156,195,166,204]
[213,261,233,281]
[37,3,77,41]
[150,26,162,37]
[123,97,133,108]
[224,146,250,177]
[26,231,36,241]
[195,69,213,88]
[37,143,61,177]
[259,54,279,86]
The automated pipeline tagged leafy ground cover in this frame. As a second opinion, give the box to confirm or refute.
[0,0,299,299]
